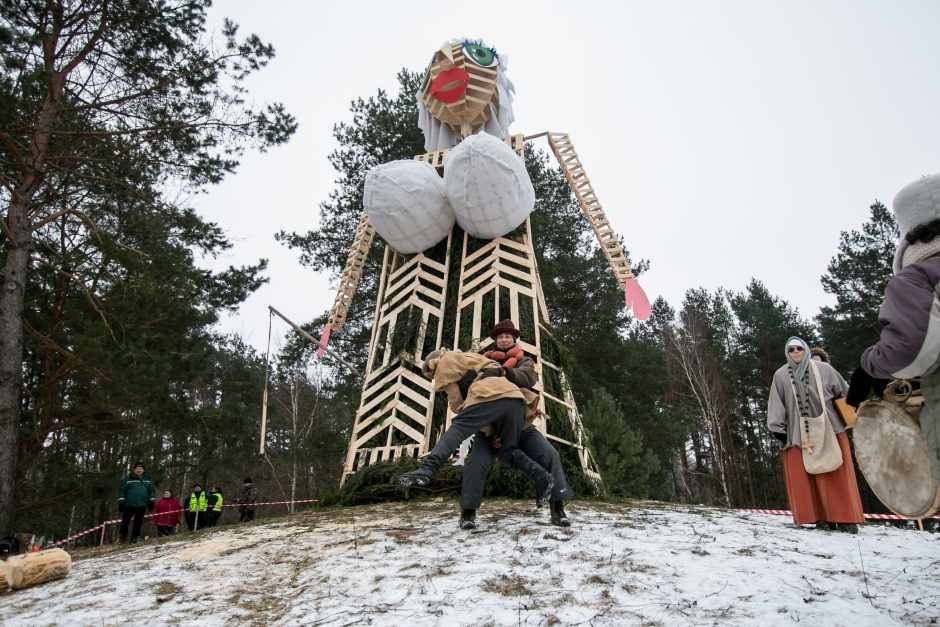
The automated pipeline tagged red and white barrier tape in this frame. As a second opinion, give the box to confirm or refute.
[50,498,320,548]
[735,508,940,521]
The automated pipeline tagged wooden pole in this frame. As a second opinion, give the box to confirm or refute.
[260,309,273,455]
[268,306,362,376]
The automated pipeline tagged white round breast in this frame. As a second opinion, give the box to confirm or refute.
[363,159,454,254]
[444,133,535,239]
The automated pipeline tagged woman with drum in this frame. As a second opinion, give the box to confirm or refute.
[850,172,940,495]
[767,337,865,533]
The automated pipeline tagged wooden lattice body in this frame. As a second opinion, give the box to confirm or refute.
[341,136,599,483]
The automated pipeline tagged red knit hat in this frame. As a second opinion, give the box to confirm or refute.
[489,319,521,340]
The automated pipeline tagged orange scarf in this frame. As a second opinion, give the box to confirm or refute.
[483,346,524,368]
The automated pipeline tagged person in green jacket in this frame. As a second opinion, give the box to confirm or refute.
[117,461,157,543]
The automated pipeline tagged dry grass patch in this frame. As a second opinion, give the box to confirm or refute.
[154,580,182,596]
[481,572,534,596]
[585,574,612,585]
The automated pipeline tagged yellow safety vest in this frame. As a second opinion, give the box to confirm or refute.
[189,492,207,512]
[211,493,223,512]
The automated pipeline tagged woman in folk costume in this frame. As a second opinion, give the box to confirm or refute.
[456,320,573,530]
[397,348,555,508]
[767,337,864,532]
[849,172,940,487]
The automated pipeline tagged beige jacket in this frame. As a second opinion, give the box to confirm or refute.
[432,351,539,422]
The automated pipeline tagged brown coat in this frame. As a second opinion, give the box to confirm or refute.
[504,355,538,390]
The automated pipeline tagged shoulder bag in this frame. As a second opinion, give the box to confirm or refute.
[791,361,843,474]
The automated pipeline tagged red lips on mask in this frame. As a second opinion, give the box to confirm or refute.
[429,67,470,104]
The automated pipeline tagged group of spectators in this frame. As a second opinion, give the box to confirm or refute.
[116,463,259,544]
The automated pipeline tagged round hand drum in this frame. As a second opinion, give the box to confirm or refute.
[853,399,940,519]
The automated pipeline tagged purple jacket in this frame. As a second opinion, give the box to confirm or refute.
[861,254,940,379]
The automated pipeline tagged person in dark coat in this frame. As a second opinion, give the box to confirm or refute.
[152,490,182,536]
[459,319,574,530]
[116,461,157,543]
[205,485,223,528]
[237,478,258,523]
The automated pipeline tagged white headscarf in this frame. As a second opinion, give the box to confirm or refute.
[785,336,811,382]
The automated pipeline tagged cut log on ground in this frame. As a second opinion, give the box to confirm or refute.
[1,548,71,592]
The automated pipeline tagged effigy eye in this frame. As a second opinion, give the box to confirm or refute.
[462,43,497,68]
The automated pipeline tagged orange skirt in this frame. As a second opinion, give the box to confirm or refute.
[781,432,865,524]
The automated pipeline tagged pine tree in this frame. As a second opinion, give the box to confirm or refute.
[582,390,659,498]
[0,1,295,535]
[816,202,898,375]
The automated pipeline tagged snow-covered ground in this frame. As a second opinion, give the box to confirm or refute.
[1,499,938,625]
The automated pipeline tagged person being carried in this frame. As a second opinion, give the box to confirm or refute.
[397,348,555,507]
[458,319,574,530]
[116,461,156,544]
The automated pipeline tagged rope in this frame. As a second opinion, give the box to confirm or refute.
[49,498,320,548]
[734,508,939,521]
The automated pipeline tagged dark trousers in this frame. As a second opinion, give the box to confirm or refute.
[239,509,255,523]
[206,511,221,528]
[185,511,206,531]
[423,398,550,488]
[119,506,146,542]
[461,425,573,510]
[156,525,176,537]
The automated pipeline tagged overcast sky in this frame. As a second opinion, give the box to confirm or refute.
[196,0,940,355]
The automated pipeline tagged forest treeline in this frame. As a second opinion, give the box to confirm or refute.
[1,5,897,541]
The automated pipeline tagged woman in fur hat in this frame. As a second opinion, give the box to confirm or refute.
[849,172,940,488]
[767,337,864,532]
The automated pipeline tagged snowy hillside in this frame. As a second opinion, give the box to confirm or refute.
[1,500,938,625]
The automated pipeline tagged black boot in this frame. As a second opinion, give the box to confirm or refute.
[837,523,859,534]
[397,466,434,487]
[459,509,477,530]
[815,521,833,531]
[550,501,571,527]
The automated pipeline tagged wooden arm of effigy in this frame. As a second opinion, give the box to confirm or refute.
[325,211,375,335]
[544,132,650,319]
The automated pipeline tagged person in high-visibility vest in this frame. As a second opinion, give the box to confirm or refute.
[185,483,208,531]
[205,485,223,528]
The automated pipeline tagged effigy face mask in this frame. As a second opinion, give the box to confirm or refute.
[420,41,500,132]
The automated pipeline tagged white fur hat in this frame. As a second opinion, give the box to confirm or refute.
[893,172,940,272]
